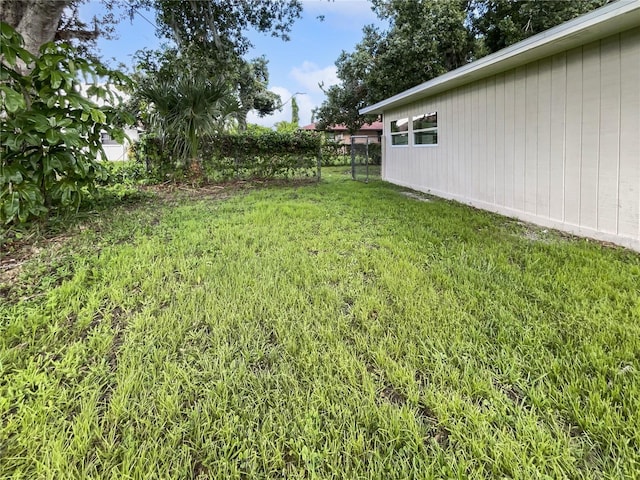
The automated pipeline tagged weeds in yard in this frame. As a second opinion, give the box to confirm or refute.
[1,168,639,478]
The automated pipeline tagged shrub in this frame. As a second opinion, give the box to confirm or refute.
[98,161,148,187]
[129,134,176,183]
[0,22,132,225]
[201,131,322,181]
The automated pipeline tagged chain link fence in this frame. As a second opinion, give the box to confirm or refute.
[350,136,381,183]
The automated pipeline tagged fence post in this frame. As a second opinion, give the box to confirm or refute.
[365,138,369,184]
[351,137,355,180]
[317,146,322,182]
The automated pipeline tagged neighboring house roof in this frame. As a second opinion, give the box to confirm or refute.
[360,0,640,115]
[302,121,383,132]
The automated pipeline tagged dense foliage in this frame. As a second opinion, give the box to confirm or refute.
[143,0,302,60]
[0,22,132,225]
[316,0,607,131]
[128,0,303,130]
[130,130,322,182]
[201,131,322,181]
[471,0,608,52]
[135,73,239,176]
[132,48,281,131]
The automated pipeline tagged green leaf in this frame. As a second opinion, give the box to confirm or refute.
[1,44,16,65]
[59,129,81,147]
[50,71,62,89]
[46,95,58,108]
[3,167,23,183]
[3,191,19,222]
[32,114,51,133]
[0,22,15,40]
[90,109,107,124]
[45,129,59,144]
[0,86,26,113]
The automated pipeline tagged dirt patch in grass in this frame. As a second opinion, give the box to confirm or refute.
[399,191,432,202]
[0,234,72,288]
[380,385,406,407]
[98,306,128,410]
[143,177,318,203]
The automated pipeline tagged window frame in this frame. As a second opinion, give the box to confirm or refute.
[390,118,409,147]
[412,112,438,147]
[100,132,119,145]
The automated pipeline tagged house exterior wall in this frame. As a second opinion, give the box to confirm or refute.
[382,27,640,251]
[101,128,140,161]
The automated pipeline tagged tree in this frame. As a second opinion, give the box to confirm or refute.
[134,0,301,69]
[317,0,606,130]
[136,73,239,176]
[470,0,608,53]
[131,47,281,132]
[275,95,302,133]
[316,1,475,131]
[236,56,281,130]
[291,96,299,126]
[0,0,121,60]
[0,0,70,56]
[1,0,302,64]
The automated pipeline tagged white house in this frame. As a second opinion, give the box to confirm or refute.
[100,128,140,161]
[361,1,640,252]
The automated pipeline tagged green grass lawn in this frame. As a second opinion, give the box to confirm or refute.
[1,168,639,479]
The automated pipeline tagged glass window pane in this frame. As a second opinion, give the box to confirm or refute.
[391,118,409,133]
[414,130,437,145]
[413,112,437,130]
[391,133,409,145]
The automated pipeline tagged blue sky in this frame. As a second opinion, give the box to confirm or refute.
[80,1,386,128]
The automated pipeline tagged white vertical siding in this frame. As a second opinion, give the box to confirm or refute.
[564,47,583,227]
[536,58,552,219]
[486,77,496,205]
[549,52,567,223]
[383,27,640,251]
[494,73,506,207]
[618,28,640,241]
[598,35,621,235]
[503,70,516,210]
[580,41,601,231]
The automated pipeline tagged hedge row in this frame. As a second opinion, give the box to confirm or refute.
[133,131,323,182]
[201,131,322,181]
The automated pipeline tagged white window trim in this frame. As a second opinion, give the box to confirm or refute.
[390,118,409,147]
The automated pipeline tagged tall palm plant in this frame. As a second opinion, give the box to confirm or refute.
[137,74,239,176]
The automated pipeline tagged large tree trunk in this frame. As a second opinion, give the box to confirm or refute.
[0,0,70,55]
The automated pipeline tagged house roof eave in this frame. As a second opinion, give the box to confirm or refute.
[360,0,640,115]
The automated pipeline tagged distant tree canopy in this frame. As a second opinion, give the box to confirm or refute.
[316,0,607,132]
[0,0,301,58]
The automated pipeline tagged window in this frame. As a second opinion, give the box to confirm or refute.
[390,118,409,146]
[413,112,437,145]
[100,132,118,145]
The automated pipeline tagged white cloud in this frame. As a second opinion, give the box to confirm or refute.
[290,61,339,94]
[247,88,316,128]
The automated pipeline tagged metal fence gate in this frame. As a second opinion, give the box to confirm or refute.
[350,136,381,183]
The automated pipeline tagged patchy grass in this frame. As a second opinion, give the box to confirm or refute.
[1,168,639,479]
